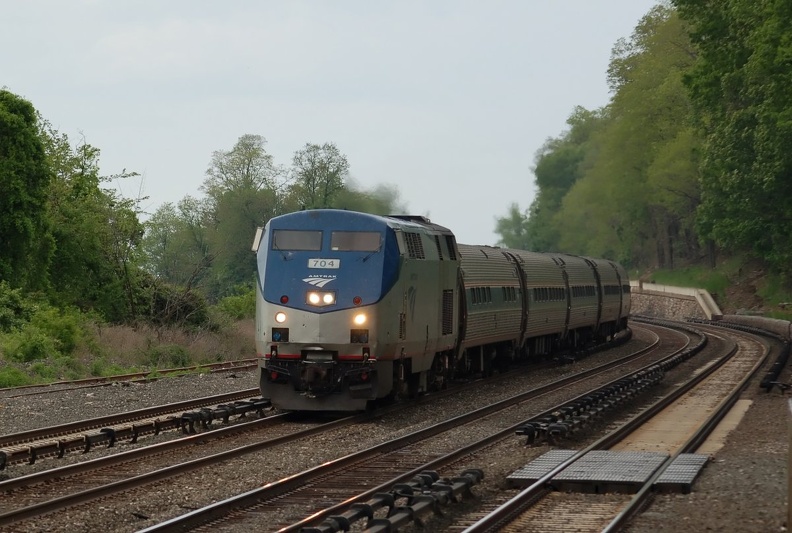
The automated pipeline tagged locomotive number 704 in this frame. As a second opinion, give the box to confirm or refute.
[308,258,340,269]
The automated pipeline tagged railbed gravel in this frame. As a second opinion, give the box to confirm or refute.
[0,327,788,532]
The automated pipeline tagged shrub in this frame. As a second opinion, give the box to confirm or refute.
[30,361,58,381]
[0,365,32,387]
[144,344,191,369]
[0,281,36,333]
[30,306,84,355]
[1,326,59,362]
[216,289,255,320]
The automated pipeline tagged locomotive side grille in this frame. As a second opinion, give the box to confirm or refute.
[445,235,457,260]
[405,232,425,259]
[434,235,444,260]
[442,289,454,335]
[399,312,406,339]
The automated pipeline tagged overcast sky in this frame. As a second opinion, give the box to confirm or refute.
[3,1,658,246]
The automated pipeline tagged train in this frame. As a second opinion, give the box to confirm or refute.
[251,209,631,411]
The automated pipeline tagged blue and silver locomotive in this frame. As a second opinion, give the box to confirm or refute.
[252,209,630,411]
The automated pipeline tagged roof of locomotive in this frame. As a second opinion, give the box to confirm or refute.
[268,209,455,237]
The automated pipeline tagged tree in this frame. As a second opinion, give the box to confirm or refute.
[289,142,349,209]
[203,134,283,198]
[201,135,286,299]
[142,198,213,288]
[673,0,792,276]
[39,119,147,321]
[495,203,531,249]
[547,6,700,268]
[495,107,607,253]
[0,90,53,290]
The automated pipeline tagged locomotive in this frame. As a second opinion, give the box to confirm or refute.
[251,209,631,411]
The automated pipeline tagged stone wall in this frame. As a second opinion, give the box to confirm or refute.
[631,291,708,321]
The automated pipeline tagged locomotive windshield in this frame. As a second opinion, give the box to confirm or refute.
[330,231,381,252]
[272,230,322,251]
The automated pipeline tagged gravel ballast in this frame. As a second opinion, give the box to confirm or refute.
[0,328,789,532]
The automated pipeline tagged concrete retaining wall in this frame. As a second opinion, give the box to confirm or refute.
[630,281,721,321]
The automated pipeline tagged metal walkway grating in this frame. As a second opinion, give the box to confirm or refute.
[508,449,708,494]
[654,453,710,493]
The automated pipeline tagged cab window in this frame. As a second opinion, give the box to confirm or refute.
[272,230,322,251]
[331,231,381,251]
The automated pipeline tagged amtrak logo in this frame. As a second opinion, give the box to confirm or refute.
[303,276,336,288]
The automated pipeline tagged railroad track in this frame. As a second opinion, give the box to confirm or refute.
[3,323,725,533]
[0,388,267,468]
[0,326,664,529]
[122,327,684,532]
[0,340,622,527]
[458,322,771,532]
[0,359,258,399]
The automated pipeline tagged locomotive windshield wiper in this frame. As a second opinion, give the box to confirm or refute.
[360,248,380,262]
[271,242,292,261]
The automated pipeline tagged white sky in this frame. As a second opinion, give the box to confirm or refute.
[3,1,658,246]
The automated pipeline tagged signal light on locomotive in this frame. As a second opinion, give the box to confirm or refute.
[280,295,289,304]
[275,312,287,323]
[353,313,366,325]
[353,296,362,305]
[322,293,335,304]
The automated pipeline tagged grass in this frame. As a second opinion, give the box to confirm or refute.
[645,264,732,296]
[0,319,256,388]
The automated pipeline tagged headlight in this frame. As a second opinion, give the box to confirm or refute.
[353,313,366,325]
[306,291,336,307]
[275,312,287,323]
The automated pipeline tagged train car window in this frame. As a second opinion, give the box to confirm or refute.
[272,230,322,251]
[330,231,381,251]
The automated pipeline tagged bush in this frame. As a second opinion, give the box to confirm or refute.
[1,326,59,362]
[0,281,37,333]
[30,361,58,380]
[144,344,191,369]
[30,306,84,355]
[216,289,255,320]
[0,365,32,387]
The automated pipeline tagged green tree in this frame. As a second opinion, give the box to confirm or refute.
[289,142,349,209]
[0,90,53,290]
[673,0,792,275]
[142,198,213,288]
[39,120,146,321]
[496,107,607,252]
[201,135,285,299]
[553,5,699,267]
[495,203,531,249]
